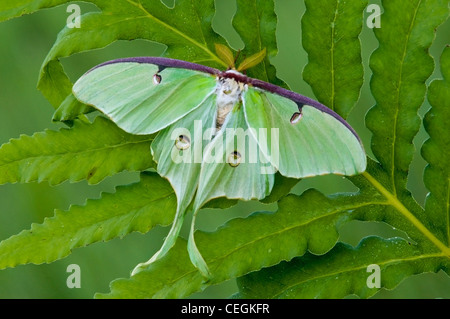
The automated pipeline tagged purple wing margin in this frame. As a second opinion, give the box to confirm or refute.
[86,56,361,142]
[87,56,221,76]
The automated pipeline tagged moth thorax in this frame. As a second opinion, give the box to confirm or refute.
[216,77,245,130]
[217,77,243,105]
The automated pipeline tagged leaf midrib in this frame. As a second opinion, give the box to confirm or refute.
[250,0,268,81]
[389,0,422,197]
[363,171,450,257]
[206,201,387,266]
[330,0,340,111]
[362,0,450,265]
[0,138,153,167]
[0,191,176,269]
[62,191,175,242]
[147,199,387,298]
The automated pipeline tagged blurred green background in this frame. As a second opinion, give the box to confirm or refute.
[0,0,449,298]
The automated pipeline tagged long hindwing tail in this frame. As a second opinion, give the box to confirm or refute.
[188,102,276,277]
[131,94,218,275]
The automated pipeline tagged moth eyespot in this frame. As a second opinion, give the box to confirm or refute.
[175,135,190,150]
[290,112,303,124]
[153,74,162,85]
[223,89,232,95]
[228,151,241,167]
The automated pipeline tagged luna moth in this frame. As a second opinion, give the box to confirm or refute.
[72,47,366,278]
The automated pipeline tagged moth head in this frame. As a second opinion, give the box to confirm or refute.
[216,76,242,102]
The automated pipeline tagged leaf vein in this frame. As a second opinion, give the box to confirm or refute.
[390,0,422,196]
[0,138,153,167]
[207,200,387,265]
[270,252,445,298]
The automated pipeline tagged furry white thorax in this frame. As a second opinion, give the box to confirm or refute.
[215,71,247,130]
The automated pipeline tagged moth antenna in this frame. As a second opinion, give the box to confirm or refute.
[233,50,241,68]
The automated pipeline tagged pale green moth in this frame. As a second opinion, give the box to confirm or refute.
[72,47,366,278]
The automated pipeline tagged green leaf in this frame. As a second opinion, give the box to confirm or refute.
[236,236,449,298]
[302,0,367,118]
[237,1,450,298]
[0,172,176,269]
[360,0,449,252]
[97,189,386,298]
[52,93,95,123]
[307,0,450,256]
[233,0,284,86]
[28,0,228,109]
[202,197,239,210]
[350,159,433,249]
[422,45,450,246]
[0,0,68,22]
[0,117,155,185]
[366,0,449,197]
[95,238,197,298]
[260,173,299,204]
[2,0,450,299]
[3,0,285,113]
